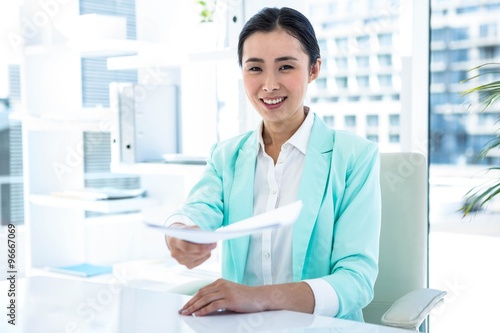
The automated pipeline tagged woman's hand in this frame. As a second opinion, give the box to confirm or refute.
[178,279,315,316]
[165,224,217,269]
[178,279,268,316]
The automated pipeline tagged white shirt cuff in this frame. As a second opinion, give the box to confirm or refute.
[164,214,197,227]
[303,278,340,317]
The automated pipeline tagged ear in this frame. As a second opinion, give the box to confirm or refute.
[308,58,322,83]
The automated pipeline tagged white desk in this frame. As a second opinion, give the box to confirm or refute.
[1,276,410,332]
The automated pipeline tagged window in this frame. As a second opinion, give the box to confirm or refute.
[366,115,379,127]
[356,56,370,68]
[430,50,447,64]
[366,134,378,142]
[480,22,497,38]
[479,46,499,59]
[431,71,446,85]
[344,115,356,127]
[377,54,393,67]
[356,35,370,49]
[335,57,349,69]
[450,70,467,84]
[323,115,335,127]
[451,27,469,41]
[315,78,327,90]
[357,75,370,88]
[431,92,448,106]
[378,74,393,87]
[389,114,400,126]
[335,77,348,89]
[456,6,480,14]
[431,28,448,42]
[318,39,328,53]
[450,49,469,62]
[335,37,349,49]
[389,134,400,143]
[377,33,392,47]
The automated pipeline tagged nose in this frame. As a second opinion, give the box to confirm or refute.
[262,72,279,92]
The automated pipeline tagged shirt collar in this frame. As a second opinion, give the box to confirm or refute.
[255,108,314,155]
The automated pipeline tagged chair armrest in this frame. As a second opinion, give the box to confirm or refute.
[381,288,446,331]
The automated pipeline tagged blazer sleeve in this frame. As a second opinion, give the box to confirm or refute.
[323,141,381,319]
[167,143,225,231]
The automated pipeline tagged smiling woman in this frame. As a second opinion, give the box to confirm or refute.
[241,29,321,154]
[165,7,381,322]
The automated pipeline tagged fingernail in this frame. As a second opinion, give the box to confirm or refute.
[181,309,189,315]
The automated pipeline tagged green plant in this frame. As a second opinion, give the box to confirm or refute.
[459,62,500,216]
[195,0,217,23]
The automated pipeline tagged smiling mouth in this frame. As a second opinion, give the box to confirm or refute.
[262,97,286,105]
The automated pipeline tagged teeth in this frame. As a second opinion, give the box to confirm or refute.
[263,98,284,105]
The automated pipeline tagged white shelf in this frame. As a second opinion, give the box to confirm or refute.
[67,38,147,58]
[10,109,116,132]
[107,47,237,70]
[30,194,157,213]
[111,162,206,176]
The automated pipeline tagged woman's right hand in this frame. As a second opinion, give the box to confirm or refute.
[165,224,217,269]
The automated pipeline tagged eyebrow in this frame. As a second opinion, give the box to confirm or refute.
[244,56,299,64]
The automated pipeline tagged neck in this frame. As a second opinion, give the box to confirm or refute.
[262,107,308,147]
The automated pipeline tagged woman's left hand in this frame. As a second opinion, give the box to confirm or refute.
[178,279,269,316]
[178,278,315,316]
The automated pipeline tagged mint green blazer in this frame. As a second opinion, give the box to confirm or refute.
[173,113,381,321]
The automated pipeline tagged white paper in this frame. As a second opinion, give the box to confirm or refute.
[145,200,303,244]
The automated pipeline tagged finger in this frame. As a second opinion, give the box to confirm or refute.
[183,252,211,269]
[179,281,220,314]
[180,241,217,253]
[169,240,215,260]
[192,299,227,317]
[180,292,224,316]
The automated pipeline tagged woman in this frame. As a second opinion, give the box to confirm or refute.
[166,7,381,322]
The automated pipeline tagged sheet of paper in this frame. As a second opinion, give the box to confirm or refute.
[145,200,303,244]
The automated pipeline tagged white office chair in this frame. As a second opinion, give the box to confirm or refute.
[362,152,446,331]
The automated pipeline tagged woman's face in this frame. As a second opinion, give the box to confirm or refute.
[241,29,321,127]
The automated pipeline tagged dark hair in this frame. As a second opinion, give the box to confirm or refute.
[237,7,321,67]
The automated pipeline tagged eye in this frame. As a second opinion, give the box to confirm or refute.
[279,65,294,71]
[247,66,262,72]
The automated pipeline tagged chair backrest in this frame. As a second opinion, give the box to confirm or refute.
[363,152,428,325]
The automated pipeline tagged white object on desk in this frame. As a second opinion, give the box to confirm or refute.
[145,200,303,244]
[0,276,413,333]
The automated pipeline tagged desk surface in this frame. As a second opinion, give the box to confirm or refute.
[1,276,410,333]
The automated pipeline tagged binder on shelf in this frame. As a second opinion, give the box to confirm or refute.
[110,83,181,164]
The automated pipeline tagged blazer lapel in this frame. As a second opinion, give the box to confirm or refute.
[293,116,333,281]
[227,134,258,282]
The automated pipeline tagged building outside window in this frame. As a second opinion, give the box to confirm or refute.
[0,65,23,226]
